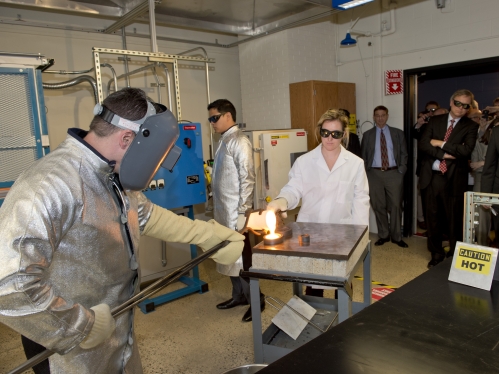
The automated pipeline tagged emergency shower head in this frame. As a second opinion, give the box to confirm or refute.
[340,33,357,46]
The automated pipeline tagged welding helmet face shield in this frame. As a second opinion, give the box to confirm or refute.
[120,105,181,191]
[94,101,181,191]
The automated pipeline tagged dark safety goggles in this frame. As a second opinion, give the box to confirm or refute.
[453,100,471,110]
[320,128,344,139]
[208,113,224,123]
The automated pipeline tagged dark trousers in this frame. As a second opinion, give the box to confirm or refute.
[422,173,464,257]
[21,335,50,374]
[230,276,250,303]
[231,233,262,303]
[367,169,404,242]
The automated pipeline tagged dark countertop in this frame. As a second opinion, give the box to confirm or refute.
[253,222,368,260]
[259,258,499,374]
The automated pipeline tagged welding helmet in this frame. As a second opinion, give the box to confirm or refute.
[94,101,181,191]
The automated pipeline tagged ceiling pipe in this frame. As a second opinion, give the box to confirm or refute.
[0,7,340,49]
[148,0,158,52]
[122,28,131,87]
[372,8,396,37]
[104,0,151,34]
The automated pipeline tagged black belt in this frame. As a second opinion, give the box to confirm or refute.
[372,167,398,171]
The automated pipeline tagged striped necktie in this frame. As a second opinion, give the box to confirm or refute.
[380,129,389,170]
[439,119,455,174]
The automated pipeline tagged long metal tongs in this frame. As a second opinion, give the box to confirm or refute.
[7,240,230,374]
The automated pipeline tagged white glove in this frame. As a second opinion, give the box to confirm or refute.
[80,304,116,349]
[267,198,288,219]
[198,220,245,265]
[236,214,246,231]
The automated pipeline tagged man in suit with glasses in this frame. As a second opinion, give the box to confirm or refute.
[419,89,478,268]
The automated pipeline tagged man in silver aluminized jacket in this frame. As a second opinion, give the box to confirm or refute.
[208,99,264,323]
[0,88,245,374]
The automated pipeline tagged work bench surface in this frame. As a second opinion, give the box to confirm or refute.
[258,258,499,374]
[252,222,368,261]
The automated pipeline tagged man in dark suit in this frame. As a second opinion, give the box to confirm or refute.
[412,107,449,233]
[361,105,408,248]
[419,89,478,268]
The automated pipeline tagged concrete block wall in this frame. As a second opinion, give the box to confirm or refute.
[239,32,290,130]
[239,19,338,130]
[287,20,338,84]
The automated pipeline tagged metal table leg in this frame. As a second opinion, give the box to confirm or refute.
[292,282,302,297]
[337,287,352,323]
[363,242,372,308]
[250,277,264,363]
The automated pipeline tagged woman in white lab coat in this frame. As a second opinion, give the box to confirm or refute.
[268,109,370,296]
[268,109,370,227]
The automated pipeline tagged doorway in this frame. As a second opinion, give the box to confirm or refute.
[403,56,499,237]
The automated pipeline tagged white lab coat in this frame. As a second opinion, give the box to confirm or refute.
[277,144,370,227]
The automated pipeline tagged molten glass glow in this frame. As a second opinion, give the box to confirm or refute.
[265,210,280,239]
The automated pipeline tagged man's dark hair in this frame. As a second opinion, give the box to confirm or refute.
[339,108,351,118]
[207,99,236,122]
[425,101,440,110]
[373,105,389,115]
[90,88,149,137]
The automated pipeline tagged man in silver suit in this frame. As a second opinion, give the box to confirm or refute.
[0,88,245,374]
[208,99,264,322]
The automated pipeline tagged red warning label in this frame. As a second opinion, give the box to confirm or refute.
[296,132,306,136]
[183,125,196,130]
[372,287,394,301]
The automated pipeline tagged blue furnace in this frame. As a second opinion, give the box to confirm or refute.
[140,123,208,314]
[143,123,206,208]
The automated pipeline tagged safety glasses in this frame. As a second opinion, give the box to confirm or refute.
[453,100,471,110]
[208,113,224,123]
[320,128,344,139]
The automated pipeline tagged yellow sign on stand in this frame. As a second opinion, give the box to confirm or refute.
[448,242,498,291]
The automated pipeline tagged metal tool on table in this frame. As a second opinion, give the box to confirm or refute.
[7,240,231,374]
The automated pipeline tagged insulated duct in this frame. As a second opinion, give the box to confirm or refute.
[42,75,98,104]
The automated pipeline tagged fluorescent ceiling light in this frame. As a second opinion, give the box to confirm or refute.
[332,0,375,10]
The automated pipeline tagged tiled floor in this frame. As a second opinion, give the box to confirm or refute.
[0,228,433,374]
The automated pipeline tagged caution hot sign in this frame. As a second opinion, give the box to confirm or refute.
[456,248,492,274]
[448,242,498,291]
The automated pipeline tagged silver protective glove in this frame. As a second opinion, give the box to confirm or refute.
[143,205,244,265]
[79,304,116,349]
